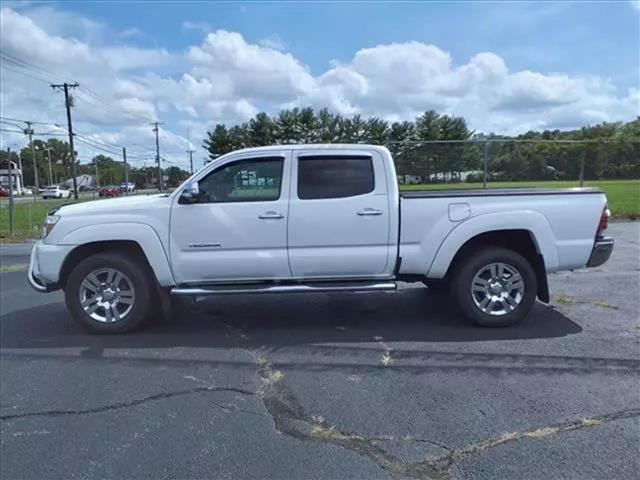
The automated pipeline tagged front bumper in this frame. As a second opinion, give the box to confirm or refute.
[27,241,73,292]
[587,236,614,268]
[28,244,48,292]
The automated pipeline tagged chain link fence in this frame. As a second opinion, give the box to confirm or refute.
[390,139,640,187]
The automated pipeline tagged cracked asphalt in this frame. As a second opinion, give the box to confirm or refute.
[1,222,639,480]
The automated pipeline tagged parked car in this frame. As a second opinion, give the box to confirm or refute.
[42,185,71,199]
[28,144,613,333]
[119,182,136,193]
[98,186,121,198]
[0,186,8,197]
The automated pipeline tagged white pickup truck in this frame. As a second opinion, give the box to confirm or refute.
[28,144,613,333]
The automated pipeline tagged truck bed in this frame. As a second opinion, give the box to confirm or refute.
[400,187,603,199]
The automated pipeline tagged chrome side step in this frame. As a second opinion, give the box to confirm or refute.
[171,281,397,296]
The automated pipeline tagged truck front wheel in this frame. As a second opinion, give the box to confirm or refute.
[450,246,537,327]
[65,252,152,333]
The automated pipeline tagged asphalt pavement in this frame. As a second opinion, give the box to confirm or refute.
[1,223,638,480]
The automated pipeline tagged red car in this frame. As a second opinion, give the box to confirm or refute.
[0,186,8,197]
[98,186,120,198]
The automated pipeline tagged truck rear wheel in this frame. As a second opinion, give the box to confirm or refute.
[450,246,537,327]
[65,252,152,333]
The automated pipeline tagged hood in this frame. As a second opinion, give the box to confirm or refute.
[56,193,171,216]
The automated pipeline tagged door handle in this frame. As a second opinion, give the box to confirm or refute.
[259,211,284,219]
[357,208,383,216]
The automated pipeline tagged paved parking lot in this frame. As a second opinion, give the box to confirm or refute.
[1,222,638,480]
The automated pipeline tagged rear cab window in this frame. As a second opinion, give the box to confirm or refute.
[297,156,374,200]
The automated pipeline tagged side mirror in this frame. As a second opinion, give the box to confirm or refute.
[179,181,200,204]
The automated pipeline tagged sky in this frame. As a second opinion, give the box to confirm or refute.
[0,0,639,170]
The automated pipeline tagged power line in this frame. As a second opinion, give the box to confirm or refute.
[3,116,184,164]
[0,120,25,130]
[74,136,122,155]
[0,63,52,85]
[73,137,154,160]
[73,133,153,160]
[0,51,71,84]
[74,132,125,152]
[0,126,68,137]
[1,50,153,124]
[73,137,151,162]
[0,116,52,126]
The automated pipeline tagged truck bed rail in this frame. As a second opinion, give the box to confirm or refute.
[400,187,603,199]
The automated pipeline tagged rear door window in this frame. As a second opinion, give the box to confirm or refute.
[297,156,374,200]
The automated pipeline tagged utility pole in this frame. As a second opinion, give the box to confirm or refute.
[150,122,164,191]
[6,148,15,235]
[186,128,194,174]
[483,141,489,189]
[94,157,100,190]
[122,147,129,195]
[188,148,194,174]
[51,82,80,199]
[24,121,38,199]
[43,147,54,186]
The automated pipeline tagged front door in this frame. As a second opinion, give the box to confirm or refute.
[170,152,292,284]
[287,150,391,278]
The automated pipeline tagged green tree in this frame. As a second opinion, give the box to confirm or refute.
[91,155,123,185]
[249,112,276,146]
[276,108,300,143]
[415,110,442,140]
[364,117,390,144]
[298,107,318,143]
[201,109,639,182]
[316,108,340,143]
[19,139,76,186]
[165,165,190,187]
[203,124,233,160]
[228,124,250,150]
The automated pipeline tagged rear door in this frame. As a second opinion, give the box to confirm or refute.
[287,150,391,278]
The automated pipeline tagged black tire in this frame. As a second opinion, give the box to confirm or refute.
[65,252,153,333]
[449,246,537,327]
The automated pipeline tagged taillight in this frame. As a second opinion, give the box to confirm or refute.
[597,206,610,234]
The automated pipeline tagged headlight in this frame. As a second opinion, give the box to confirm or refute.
[43,215,60,237]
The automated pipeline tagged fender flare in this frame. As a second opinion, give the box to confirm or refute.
[58,223,175,286]
[426,210,559,278]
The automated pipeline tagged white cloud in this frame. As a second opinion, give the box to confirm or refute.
[1,5,638,170]
[182,20,211,33]
[187,30,315,103]
[296,41,638,133]
[259,34,286,51]
[100,46,173,71]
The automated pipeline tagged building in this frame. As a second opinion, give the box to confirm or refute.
[0,161,25,193]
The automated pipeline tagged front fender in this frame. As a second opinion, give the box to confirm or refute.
[427,210,559,278]
[58,223,175,286]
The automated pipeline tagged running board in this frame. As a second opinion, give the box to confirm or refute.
[171,281,397,296]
